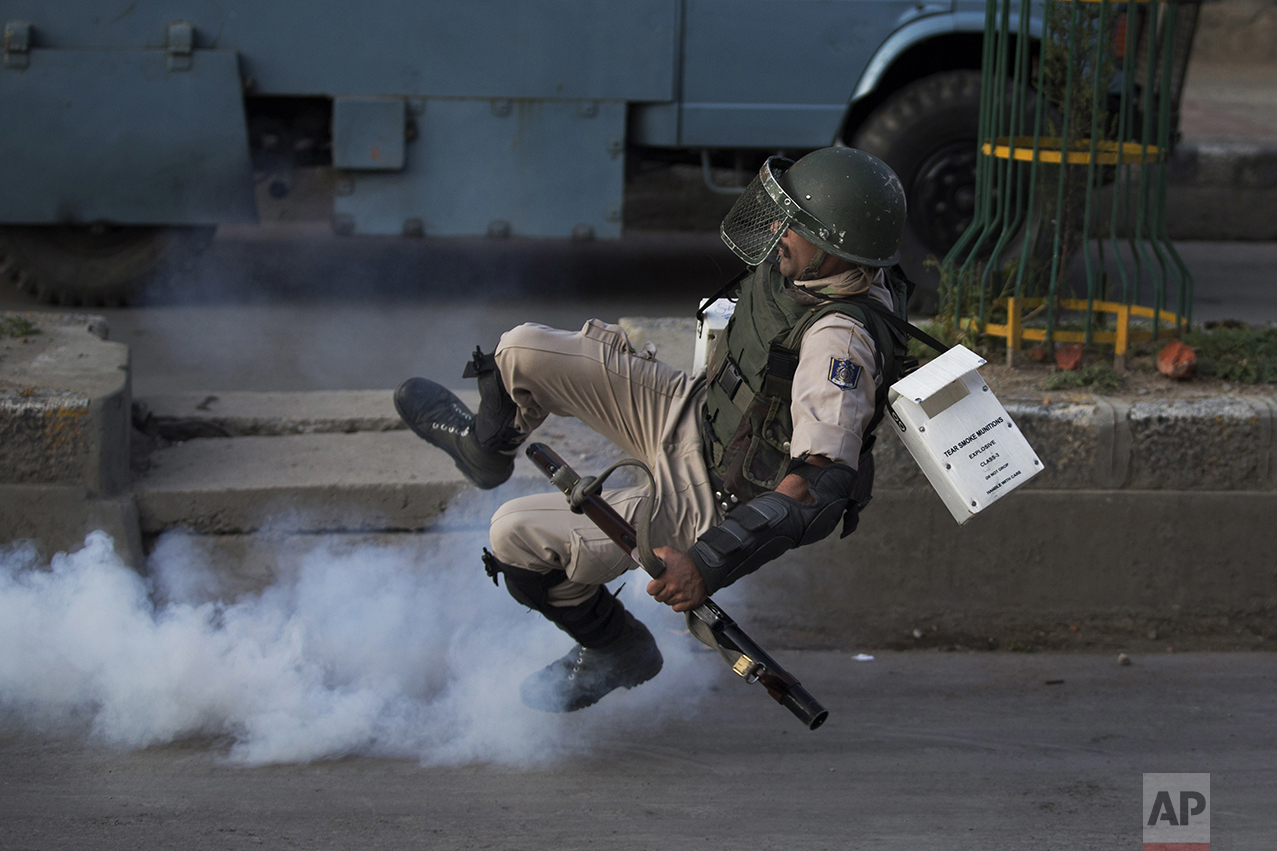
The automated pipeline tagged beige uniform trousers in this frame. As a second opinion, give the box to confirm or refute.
[489,320,719,607]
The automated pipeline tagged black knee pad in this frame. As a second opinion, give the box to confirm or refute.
[481,550,635,648]
[482,549,566,613]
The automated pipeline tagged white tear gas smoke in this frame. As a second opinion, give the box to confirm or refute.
[0,528,722,766]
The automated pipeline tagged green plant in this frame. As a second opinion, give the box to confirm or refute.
[1041,360,1123,392]
[1185,324,1277,384]
[929,257,994,352]
[0,315,39,338]
[1032,0,1119,296]
[906,318,950,363]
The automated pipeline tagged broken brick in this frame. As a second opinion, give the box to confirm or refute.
[1055,343,1084,371]
[1157,339,1196,380]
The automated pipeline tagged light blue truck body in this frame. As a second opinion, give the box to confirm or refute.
[0,0,1014,239]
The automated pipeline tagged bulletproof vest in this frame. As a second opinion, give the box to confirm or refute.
[702,263,907,502]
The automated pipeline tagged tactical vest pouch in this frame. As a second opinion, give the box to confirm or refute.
[718,394,791,500]
[760,343,800,398]
[741,396,792,493]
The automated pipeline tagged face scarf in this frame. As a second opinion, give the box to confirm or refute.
[785,263,879,304]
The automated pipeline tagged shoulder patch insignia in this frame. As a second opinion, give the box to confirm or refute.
[828,357,862,390]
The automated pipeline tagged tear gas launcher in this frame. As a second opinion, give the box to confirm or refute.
[525,442,828,731]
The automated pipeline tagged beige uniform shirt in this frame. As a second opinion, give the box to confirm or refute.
[788,269,896,469]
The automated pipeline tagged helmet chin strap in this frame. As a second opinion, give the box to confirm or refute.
[796,248,829,281]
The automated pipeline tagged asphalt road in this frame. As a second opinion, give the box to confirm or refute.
[2,226,1275,395]
[2,650,1272,850]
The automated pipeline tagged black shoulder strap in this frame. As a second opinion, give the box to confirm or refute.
[775,294,952,441]
[696,266,751,323]
[772,298,895,413]
[873,310,950,356]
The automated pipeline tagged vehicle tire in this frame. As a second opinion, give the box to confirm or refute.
[0,225,215,307]
[851,70,983,314]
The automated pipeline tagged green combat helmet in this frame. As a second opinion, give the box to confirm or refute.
[720,147,906,268]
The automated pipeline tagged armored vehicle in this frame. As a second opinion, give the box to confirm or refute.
[1,0,1016,304]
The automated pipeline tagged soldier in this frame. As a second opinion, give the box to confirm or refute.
[395,147,910,712]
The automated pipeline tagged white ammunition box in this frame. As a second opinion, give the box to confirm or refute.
[886,344,1042,525]
[693,297,737,373]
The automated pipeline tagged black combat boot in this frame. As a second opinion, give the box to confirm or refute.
[394,347,522,490]
[518,588,664,713]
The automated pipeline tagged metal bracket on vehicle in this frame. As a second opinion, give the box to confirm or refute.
[3,21,30,70]
[700,149,746,196]
[167,22,193,71]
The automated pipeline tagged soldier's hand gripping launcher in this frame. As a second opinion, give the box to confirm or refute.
[525,442,829,731]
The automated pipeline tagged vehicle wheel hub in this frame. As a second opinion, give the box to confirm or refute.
[909,142,978,257]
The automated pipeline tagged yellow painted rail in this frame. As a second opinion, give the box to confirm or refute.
[972,298,1187,356]
[981,137,1164,165]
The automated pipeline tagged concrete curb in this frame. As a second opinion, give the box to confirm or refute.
[872,394,1277,492]
[744,488,1277,649]
[0,313,130,494]
[1171,141,1277,190]
[621,315,1277,492]
[137,390,406,438]
[0,485,143,568]
[0,312,137,564]
[1164,141,1277,239]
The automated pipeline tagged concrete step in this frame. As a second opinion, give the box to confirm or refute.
[133,376,1277,537]
[133,391,628,534]
[136,430,468,534]
[136,389,403,437]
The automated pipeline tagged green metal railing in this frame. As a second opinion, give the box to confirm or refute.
[941,0,1200,366]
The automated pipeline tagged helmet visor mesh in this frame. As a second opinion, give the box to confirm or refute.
[719,168,792,266]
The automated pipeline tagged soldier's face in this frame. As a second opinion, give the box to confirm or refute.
[776,227,820,279]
